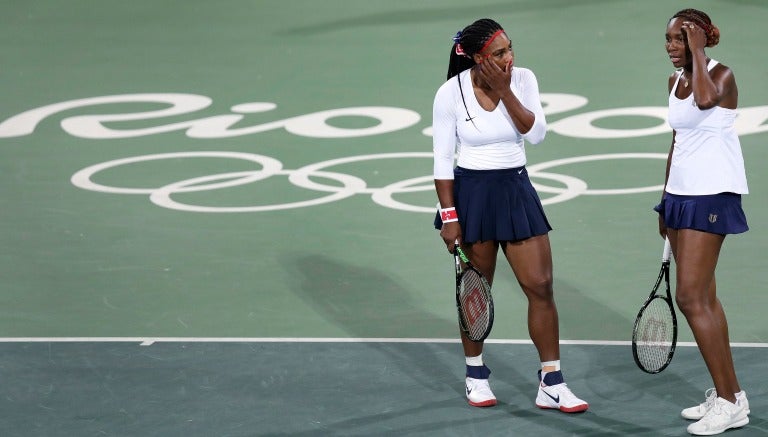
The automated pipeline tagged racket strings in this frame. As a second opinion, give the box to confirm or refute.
[459,271,491,340]
[635,297,674,371]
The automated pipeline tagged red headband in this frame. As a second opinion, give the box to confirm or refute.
[479,30,504,54]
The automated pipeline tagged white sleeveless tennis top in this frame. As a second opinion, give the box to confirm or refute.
[665,59,748,195]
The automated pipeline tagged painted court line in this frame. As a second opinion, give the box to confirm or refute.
[0,337,765,348]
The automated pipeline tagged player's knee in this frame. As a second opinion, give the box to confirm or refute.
[521,276,553,301]
[674,290,706,314]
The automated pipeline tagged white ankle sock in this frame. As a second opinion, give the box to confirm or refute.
[466,354,484,367]
[541,360,560,379]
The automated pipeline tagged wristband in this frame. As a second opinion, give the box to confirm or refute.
[439,207,458,223]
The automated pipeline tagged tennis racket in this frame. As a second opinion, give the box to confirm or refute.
[632,237,678,374]
[454,242,494,342]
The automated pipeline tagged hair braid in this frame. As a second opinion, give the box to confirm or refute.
[447,18,505,80]
[671,8,720,47]
[445,18,506,129]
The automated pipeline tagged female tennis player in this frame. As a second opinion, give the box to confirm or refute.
[431,18,588,413]
[656,8,750,435]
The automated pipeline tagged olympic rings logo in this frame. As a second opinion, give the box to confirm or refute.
[71,151,667,213]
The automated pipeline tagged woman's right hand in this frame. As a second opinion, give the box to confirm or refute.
[657,215,668,239]
[440,222,462,253]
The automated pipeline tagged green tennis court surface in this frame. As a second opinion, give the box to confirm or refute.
[1,0,767,435]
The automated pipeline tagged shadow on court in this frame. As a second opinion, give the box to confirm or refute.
[2,342,765,436]
[290,254,459,395]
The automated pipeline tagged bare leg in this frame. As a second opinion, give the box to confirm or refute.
[501,234,559,362]
[459,240,500,357]
[667,229,740,402]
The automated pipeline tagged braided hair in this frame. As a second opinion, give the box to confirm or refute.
[447,18,506,126]
[671,9,720,47]
[448,18,505,80]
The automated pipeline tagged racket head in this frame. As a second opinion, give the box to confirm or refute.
[631,266,678,373]
[453,246,494,342]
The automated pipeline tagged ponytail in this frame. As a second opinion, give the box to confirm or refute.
[445,19,505,128]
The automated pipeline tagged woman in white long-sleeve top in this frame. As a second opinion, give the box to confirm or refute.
[432,17,588,414]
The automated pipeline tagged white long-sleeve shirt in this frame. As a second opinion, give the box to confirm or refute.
[432,66,547,179]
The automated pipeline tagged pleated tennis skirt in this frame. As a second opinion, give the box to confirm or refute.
[433,166,552,243]
[653,192,748,235]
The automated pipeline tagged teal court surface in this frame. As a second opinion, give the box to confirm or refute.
[1,1,767,436]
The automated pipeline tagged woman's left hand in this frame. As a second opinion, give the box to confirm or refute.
[657,215,668,239]
[475,57,512,96]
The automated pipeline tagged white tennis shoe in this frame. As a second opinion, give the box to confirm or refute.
[465,377,497,407]
[682,389,750,420]
[686,396,749,435]
[535,370,589,413]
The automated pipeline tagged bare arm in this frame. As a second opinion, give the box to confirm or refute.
[657,133,674,239]
[658,75,677,239]
[664,72,675,194]
[683,21,737,110]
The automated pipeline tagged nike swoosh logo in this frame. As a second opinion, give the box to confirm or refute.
[465,116,475,122]
[542,389,559,403]
[466,386,472,395]
[517,169,524,174]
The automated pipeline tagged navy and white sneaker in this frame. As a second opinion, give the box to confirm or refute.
[465,377,497,407]
[535,370,589,413]
[465,364,496,407]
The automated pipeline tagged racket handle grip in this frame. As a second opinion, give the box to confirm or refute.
[662,237,672,262]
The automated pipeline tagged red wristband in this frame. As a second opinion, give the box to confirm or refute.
[440,207,458,223]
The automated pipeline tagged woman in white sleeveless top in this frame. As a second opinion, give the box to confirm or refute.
[656,9,750,436]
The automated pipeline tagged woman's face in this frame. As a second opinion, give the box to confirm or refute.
[474,32,514,69]
[665,17,690,68]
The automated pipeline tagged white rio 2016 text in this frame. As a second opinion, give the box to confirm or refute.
[2,93,765,213]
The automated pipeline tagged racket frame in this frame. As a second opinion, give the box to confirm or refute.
[454,244,494,342]
[631,238,678,374]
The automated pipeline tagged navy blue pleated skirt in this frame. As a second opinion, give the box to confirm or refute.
[433,166,552,243]
[654,192,748,235]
